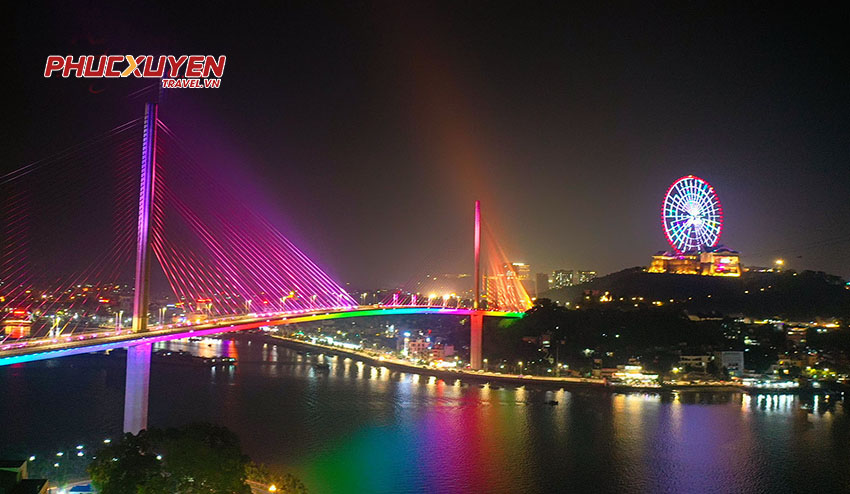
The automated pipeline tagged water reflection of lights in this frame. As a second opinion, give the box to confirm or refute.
[741,393,798,414]
[742,393,842,420]
[514,385,527,403]
[549,388,569,435]
[479,383,491,400]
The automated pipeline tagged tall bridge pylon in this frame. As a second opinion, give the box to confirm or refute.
[0,104,528,431]
[124,102,157,434]
[470,200,483,369]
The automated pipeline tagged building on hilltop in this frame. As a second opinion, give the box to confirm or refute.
[649,246,741,277]
[649,176,742,277]
[577,270,597,283]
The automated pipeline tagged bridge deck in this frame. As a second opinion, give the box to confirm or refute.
[0,306,523,366]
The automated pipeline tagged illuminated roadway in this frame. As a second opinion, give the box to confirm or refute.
[0,306,523,366]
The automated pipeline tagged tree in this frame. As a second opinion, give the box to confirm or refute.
[89,423,253,494]
[245,462,308,494]
[89,431,160,494]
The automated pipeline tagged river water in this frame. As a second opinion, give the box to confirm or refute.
[1,335,848,493]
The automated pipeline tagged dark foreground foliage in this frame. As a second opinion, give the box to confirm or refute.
[89,423,307,494]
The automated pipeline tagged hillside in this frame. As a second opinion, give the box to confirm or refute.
[540,268,849,321]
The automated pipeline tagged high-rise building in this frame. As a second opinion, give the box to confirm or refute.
[549,269,596,288]
[577,271,597,284]
[551,269,574,289]
[510,262,532,295]
[511,263,530,281]
[483,262,533,309]
[535,272,550,296]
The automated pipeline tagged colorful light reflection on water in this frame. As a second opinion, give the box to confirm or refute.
[0,336,848,493]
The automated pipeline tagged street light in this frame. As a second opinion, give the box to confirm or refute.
[268,485,277,492]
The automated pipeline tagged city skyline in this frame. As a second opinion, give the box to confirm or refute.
[7,3,849,287]
[3,5,850,494]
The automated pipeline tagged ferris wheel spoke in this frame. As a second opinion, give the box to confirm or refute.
[669,194,694,215]
[662,175,723,252]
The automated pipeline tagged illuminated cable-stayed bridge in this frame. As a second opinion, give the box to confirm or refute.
[0,103,531,433]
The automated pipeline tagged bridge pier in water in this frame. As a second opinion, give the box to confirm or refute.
[124,102,157,434]
[123,343,152,434]
[470,312,483,369]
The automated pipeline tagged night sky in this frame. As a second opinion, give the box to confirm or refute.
[8,2,850,287]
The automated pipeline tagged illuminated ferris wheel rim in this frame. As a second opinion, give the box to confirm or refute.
[661,175,724,253]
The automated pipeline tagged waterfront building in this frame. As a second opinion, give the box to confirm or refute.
[431,343,455,360]
[714,351,745,376]
[608,365,660,387]
[406,338,430,357]
[679,355,712,371]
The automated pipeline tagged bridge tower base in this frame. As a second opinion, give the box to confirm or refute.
[470,312,483,369]
[123,102,157,434]
[123,343,152,434]
[469,200,484,370]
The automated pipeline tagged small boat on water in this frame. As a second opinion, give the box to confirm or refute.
[313,363,330,371]
[546,400,559,406]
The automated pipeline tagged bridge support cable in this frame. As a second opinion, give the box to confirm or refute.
[146,120,357,316]
[1,118,143,340]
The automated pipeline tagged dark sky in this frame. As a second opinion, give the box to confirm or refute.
[8,2,850,287]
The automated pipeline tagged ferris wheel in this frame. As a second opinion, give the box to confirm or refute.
[662,175,723,253]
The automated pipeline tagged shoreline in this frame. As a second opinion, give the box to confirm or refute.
[256,334,754,393]
[261,334,607,390]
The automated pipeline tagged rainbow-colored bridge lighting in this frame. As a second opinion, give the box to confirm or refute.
[0,307,523,367]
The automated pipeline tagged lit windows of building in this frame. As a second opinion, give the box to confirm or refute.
[430,343,455,360]
[649,247,741,277]
[577,271,597,283]
[713,351,745,377]
[551,270,574,289]
[406,338,430,357]
[511,262,530,281]
[678,355,712,370]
